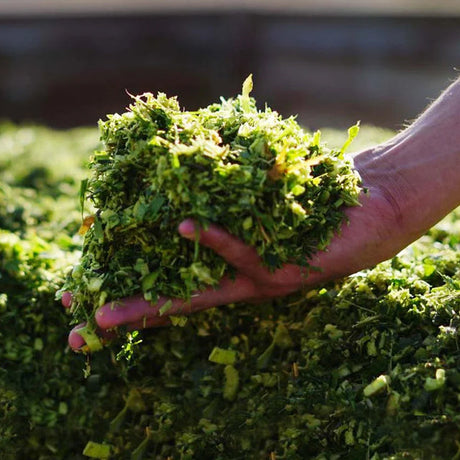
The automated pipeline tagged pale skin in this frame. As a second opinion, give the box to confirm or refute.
[64,76,460,350]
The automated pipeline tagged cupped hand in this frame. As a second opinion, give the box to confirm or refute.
[64,76,460,351]
[64,218,307,350]
[64,147,411,351]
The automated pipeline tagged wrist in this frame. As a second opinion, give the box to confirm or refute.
[353,120,460,245]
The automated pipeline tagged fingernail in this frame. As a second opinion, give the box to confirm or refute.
[68,328,85,351]
[95,307,112,330]
[62,291,72,308]
[178,219,196,239]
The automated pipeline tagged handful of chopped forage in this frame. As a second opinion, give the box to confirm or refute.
[59,76,362,349]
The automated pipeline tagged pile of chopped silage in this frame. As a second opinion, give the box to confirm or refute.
[84,228,460,460]
[0,124,120,459]
[60,78,362,344]
[1,116,460,459]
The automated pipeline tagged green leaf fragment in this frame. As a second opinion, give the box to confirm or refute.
[423,261,436,277]
[33,337,43,351]
[169,315,188,327]
[386,392,401,416]
[324,324,343,340]
[58,402,68,415]
[241,74,253,111]
[76,326,104,352]
[130,432,151,460]
[242,216,253,230]
[101,209,119,229]
[126,388,147,412]
[273,323,294,349]
[79,179,88,217]
[109,405,128,433]
[208,347,237,365]
[188,262,216,285]
[257,342,275,370]
[340,122,360,156]
[223,365,239,401]
[83,441,111,459]
[141,270,159,292]
[92,217,103,242]
[363,374,391,398]
[291,184,305,196]
[424,368,446,391]
[159,299,173,316]
[87,277,104,293]
[257,324,293,369]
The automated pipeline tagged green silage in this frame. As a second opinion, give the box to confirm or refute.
[60,78,361,340]
[0,116,459,459]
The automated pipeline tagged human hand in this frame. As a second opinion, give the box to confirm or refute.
[63,218,306,350]
[65,76,460,351]
[64,148,408,351]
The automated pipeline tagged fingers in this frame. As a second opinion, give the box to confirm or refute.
[95,274,257,330]
[66,219,268,350]
[64,271,258,351]
[179,219,308,292]
[95,297,184,330]
[68,324,86,349]
[68,323,117,351]
[68,275,257,350]
[178,219,267,279]
[61,291,72,308]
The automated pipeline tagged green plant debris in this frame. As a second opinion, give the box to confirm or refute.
[76,325,104,352]
[0,123,124,460]
[83,441,112,459]
[95,237,460,459]
[424,368,446,392]
[130,432,151,460]
[60,76,362,344]
[169,315,188,327]
[363,374,391,397]
[223,365,240,401]
[208,347,237,365]
[2,121,460,459]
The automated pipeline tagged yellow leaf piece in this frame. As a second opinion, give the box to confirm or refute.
[78,215,95,236]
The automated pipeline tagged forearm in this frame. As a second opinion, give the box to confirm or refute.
[355,77,460,244]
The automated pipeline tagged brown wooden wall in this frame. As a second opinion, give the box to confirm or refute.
[0,13,458,130]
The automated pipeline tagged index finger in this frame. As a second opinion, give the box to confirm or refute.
[95,274,258,330]
[179,219,268,279]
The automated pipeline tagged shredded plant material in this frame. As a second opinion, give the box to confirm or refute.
[88,234,460,459]
[1,118,460,459]
[0,124,119,459]
[59,77,362,343]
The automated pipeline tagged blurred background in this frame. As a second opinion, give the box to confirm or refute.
[0,0,459,130]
